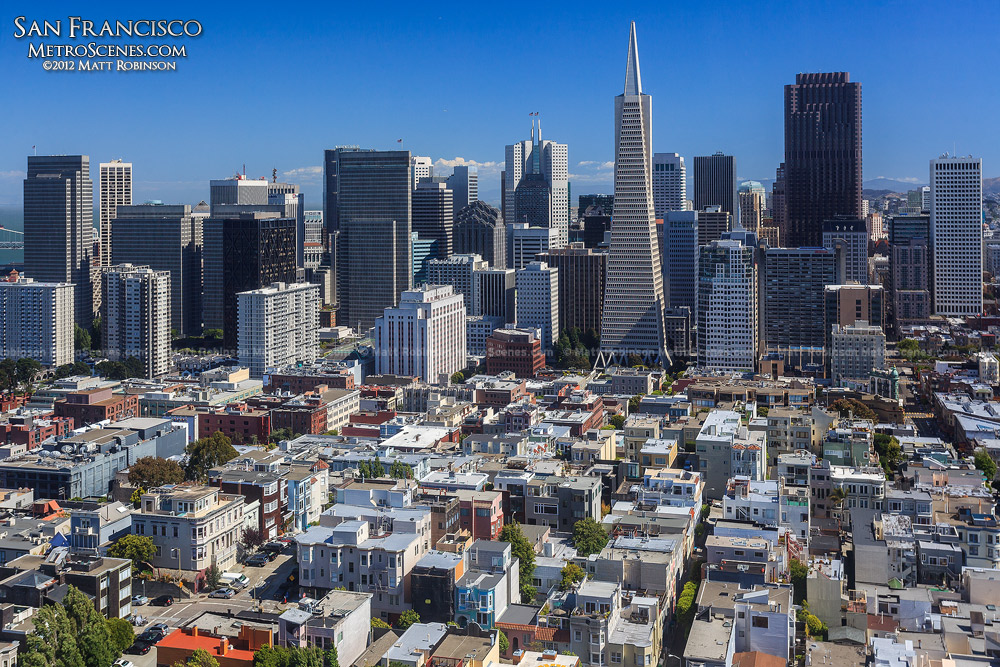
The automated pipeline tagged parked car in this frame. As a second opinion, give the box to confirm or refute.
[151,595,174,606]
[126,641,153,655]
[131,595,149,606]
[263,542,285,554]
[149,622,170,636]
[208,588,235,599]
[246,554,270,567]
[138,624,169,644]
[114,659,135,667]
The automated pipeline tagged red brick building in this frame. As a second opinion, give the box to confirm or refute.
[485,329,545,378]
[208,470,287,539]
[54,388,138,425]
[265,372,356,393]
[455,489,504,541]
[197,404,272,443]
[0,415,74,448]
[270,397,328,436]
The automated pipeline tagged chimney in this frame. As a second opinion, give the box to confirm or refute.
[220,638,229,656]
[192,627,199,637]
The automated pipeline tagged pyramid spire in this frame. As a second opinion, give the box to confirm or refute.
[624,21,642,96]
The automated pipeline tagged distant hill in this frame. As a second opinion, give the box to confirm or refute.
[863,178,926,193]
[985,176,1000,196]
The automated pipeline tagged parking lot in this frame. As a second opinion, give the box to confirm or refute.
[122,547,298,665]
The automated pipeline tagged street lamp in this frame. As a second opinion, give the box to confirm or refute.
[665,654,682,667]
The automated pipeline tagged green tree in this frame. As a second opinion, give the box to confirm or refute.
[20,599,86,667]
[205,563,222,589]
[499,523,536,602]
[898,338,920,360]
[498,630,509,654]
[451,371,465,384]
[396,609,420,630]
[873,434,903,474]
[389,460,412,479]
[63,586,116,667]
[572,518,609,557]
[107,534,156,571]
[371,618,390,629]
[674,581,699,636]
[105,617,134,655]
[185,431,237,480]
[15,358,42,389]
[128,456,185,489]
[129,487,145,508]
[974,448,998,481]
[370,456,385,478]
[559,563,586,591]
[184,649,221,667]
[74,324,91,351]
[789,558,808,606]
[628,395,642,412]
[607,414,626,429]
[804,612,827,638]
[830,398,876,422]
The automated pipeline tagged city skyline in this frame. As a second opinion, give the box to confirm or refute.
[2,2,999,207]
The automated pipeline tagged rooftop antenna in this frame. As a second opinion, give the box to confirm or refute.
[32,145,36,156]
[272,168,277,183]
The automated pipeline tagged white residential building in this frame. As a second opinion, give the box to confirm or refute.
[931,155,983,316]
[135,485,247,572]
[101,264,171,378]
[515,261,558,350]
[697,237,758,372]
[0,272,74,367]
[830,320,886,384]
[99,160,132,267]
[374,285,466,383]
[652,153,687,218]
[237,281,320,378]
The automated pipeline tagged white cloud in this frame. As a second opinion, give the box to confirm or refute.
[872,175,922,184]
[433,157,501,172]
[282,166,323,182]
[577,160,598,166]
[0,170,26,180]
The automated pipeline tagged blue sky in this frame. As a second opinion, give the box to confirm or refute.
[0,0,997,208]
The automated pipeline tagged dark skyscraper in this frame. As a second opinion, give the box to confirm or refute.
[693,153,738,223]
[784,72,863,248]
[329,149,412,332]
[202,212,297,348]
[412,181,454,260]
[454,202,506,269]
[23,155,95,325]
[537,244,606,335]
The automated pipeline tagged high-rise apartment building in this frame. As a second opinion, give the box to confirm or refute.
[537,244,606,335]
[23,155,96,326]
[887,214,931,326]
[411,156,433,190]
[447,166,478,211]
[202,212,297,346]
[598,23,669,367]
[327,149,412,332]
[0,272,74,367]
[111,203,203,336]
[652,153,687,218]
[693,153,738,224]
[763,247,836,368]
[412,181,454,260]
[374,285,466,383]
[930,155,983,316]
[516,261,559,351]
[473,268,516,322]
[698,237,758,372]
[99,160,132,267]
[824,284,884,354]
[830,320,885,384]
[427,254,488,312]
[268,181,306,267]
[784,72,863,248]
[454,202,505,269]
[663,211,699,316]
[237,281,319,378]
[101,265,172,378]
[504,120,569,247]
[822,217,868,284]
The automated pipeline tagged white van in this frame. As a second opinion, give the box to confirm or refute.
[220,572,249,589]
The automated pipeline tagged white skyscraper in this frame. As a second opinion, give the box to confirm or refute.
[515,261,559,351]
[427,254,488,313]
[930,155,983,316]
[237,281,320,378]
[507,223,559,271]
[99,160,132,267]
[597,23,669,367]
[0,271,74,367]
[652,153,687,218]
[374,285,466,383]
[504,121,569,247]
[697,238,758,372]
[411,156,433,189]
[102,264,172,378]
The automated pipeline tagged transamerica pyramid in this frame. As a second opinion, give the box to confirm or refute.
[596,22,670,369]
